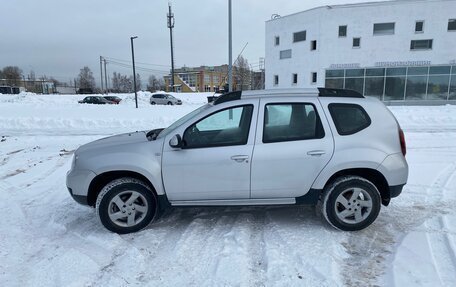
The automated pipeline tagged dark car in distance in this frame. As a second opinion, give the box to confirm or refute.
[78,96,115,105]
[103,96,122,104]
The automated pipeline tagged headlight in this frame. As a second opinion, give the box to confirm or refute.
[71,154,78,169]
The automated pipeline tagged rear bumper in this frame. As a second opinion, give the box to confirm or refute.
[68,188,88,205]
[389,184,405,198]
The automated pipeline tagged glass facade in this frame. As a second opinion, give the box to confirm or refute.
[325,65,455,101]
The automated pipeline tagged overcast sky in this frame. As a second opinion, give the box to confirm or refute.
[0,0,376,86]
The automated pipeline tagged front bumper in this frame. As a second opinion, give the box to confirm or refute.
[66,168,97,206]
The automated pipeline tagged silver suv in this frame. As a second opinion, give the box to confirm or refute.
[150,93,182,105]
[67,88,408,234]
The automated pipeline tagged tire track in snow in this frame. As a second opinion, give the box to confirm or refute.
[342,162,456,286]
[422,163,456,286]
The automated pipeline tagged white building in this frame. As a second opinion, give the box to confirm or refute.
[265,0,456,101]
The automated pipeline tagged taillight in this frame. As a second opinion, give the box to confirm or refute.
[399,128,406,156]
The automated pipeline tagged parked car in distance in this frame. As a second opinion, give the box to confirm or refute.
[67,88,408,234]
[78,96,115,105]
[103,96,122,104]
[150,93,182,105]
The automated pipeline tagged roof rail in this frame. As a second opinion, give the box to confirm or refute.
[213,91,242,105]
[318,88,364,98]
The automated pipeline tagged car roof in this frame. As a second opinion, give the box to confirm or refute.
[213,88,363,105]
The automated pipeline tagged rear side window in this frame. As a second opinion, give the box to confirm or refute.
[328,103,371,135]
[263,103,324,143]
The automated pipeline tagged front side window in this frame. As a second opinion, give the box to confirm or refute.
[183,105,253,148]
[263,103,324,143]
[293,31,306,42]
[328,103,371,135]
[373,22,395,35]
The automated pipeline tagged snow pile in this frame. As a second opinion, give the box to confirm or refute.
[0,92,213,135]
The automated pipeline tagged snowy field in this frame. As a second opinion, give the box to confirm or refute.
[1,92,456,286]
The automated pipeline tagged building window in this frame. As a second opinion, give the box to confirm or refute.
[293,30,306,42]
[410,39,433,50]
[353,37,361,48]
[274,75,279,86]
[311,72,317,84]
[275,36,280,46]
[415,21,424,33]
[292,73,298,84]
[280,49,292,59]
[339,25,347,37]
[311,40,317,50]
[449,19,456,31]
[373,22,395,35]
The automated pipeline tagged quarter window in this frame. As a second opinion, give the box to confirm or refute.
[263,103,324,143]
[293,31,306,42]
[328,104,371,135]
[183,105,253,148]
[373,22,395,35]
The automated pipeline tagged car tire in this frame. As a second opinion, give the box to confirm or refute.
[151,101,156,105]
[167,101,172,105]
[96,177,158,234]
[321,176,381,231]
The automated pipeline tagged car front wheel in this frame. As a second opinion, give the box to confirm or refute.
[96,177,158,234]
[321,176,381,231]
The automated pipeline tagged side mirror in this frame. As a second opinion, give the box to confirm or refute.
[169,134,182,148]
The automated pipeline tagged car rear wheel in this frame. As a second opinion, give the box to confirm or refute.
[321,176,381,231]
[151,101,156,105]
[96,177,158,234]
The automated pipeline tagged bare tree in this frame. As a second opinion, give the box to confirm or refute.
[27,70,36,81]
[233,56,251,91]
[147,75,163,92]
[2,66,23,86]
[76,66,96,90]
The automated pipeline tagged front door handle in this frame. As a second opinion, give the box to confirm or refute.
[231,155,249,163]
[307,150,326,156]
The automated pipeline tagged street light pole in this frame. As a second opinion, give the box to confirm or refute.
[130,36,138,108]
[228,0,233,92]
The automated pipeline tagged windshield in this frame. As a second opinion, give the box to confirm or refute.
[157,104,211,139]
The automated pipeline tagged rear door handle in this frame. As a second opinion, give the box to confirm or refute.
[307,150,326,156]
[231,155,249,162]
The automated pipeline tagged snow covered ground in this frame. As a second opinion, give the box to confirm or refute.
[0,92,455,286]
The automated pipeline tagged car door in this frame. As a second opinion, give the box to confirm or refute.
[251,97,334,199]
[162,99,259,201]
